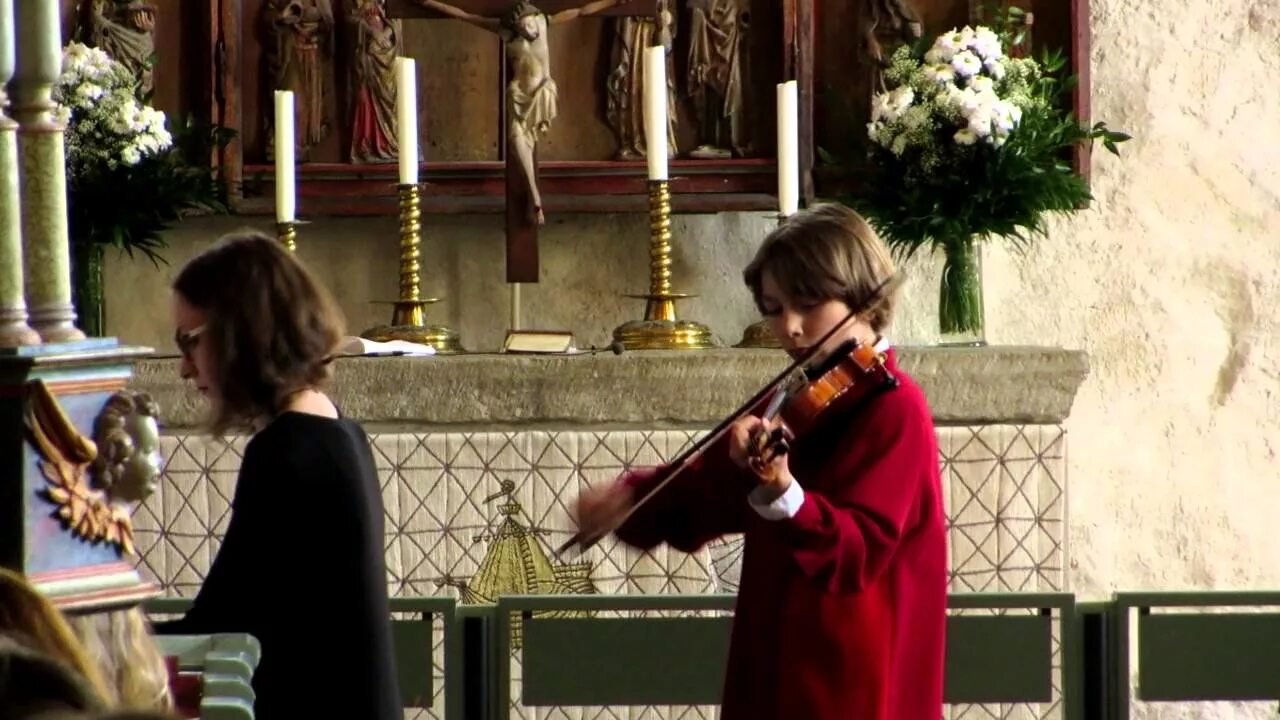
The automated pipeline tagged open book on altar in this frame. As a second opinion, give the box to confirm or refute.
[336,336,437,357]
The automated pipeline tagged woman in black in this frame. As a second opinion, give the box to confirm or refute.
[155,231,400,720]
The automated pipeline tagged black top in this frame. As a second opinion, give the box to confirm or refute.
[156,412,400,720]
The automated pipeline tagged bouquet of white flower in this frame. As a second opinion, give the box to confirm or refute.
[868,26,1033,161]
[54,42,173,178]
[51,41,231,336]
[844,14,1129,338]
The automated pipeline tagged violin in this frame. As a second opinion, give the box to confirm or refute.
[555,274,902,557]
[743,337,899,480]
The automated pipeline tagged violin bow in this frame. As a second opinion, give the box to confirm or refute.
[555,273,901,557]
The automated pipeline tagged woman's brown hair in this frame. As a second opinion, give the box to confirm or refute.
[172,230,345,434]
[742,203,898,331]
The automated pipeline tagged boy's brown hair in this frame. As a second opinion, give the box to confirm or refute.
[172,230,345,435]
[742,203,898,332]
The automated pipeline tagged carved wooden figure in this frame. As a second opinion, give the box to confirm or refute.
[686,0,749,158]
[263,0,336,160]
[409,0,631,226]
[605,0,677,160]
[860,0,922,96]
[85,0,157,97]
[348,0,403,163]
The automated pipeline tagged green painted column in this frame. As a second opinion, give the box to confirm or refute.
[0,0,36,348]
[11,0,82,343]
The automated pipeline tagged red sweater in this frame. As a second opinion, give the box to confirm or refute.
[614,349,947,720]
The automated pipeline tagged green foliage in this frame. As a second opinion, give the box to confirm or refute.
[68,114,235,267]
[55,42,233,266]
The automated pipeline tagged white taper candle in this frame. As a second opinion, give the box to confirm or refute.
[643,45,668,180]
[396,57,419,185]
[274,90,296,223]
[777,81,799,216]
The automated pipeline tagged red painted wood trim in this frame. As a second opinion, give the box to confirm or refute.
[51,583,162,612]
[386,0,659,18]
[797,0,816,205]
[30,562,161,612]
[0,377,127,399]
[244,158,775,174]
[218,0,244,203]
[29,561,138,583]
[1070,0,1092,186]
[232,159,779,215]
[233,191,780,217]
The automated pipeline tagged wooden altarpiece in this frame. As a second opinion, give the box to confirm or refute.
[204,0,819,219]
[191,0,1091,233]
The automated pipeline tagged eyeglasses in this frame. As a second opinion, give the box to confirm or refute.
[174,324,206,358]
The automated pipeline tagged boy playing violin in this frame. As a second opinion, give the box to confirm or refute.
[571,203,948,720]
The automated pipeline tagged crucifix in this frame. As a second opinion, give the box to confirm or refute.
[386,0,657,290]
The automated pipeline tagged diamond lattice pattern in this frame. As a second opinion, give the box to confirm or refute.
[132,425,1066,720]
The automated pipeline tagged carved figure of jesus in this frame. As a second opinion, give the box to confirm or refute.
[410,0,629,224]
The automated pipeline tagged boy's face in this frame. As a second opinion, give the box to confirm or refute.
[759,269,875,362]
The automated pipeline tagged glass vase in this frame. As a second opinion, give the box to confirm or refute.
[937,237,986,346]
[71,242,105,338]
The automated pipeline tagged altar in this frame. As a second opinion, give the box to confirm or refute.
[126,345,1087,718]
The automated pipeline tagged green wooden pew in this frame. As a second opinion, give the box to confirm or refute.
[1108,591,1280,719]
[493,592,1080,720]
[151,630,260,720]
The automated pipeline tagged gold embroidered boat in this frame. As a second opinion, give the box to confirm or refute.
[436,479,596,647]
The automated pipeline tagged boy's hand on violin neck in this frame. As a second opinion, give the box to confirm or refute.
[729,416,796,499]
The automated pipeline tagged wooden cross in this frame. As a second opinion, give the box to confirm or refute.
[387,0,658,284]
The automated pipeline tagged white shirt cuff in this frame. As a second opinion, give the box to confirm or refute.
[748,478,805,520]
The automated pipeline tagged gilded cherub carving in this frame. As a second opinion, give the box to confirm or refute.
[24,381,139,555]
[90,391,163,504]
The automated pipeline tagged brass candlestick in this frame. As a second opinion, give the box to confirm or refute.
[276,220,299,253]
[734,212,788,349]
[611,180,714,350]
[360,183,464,354]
